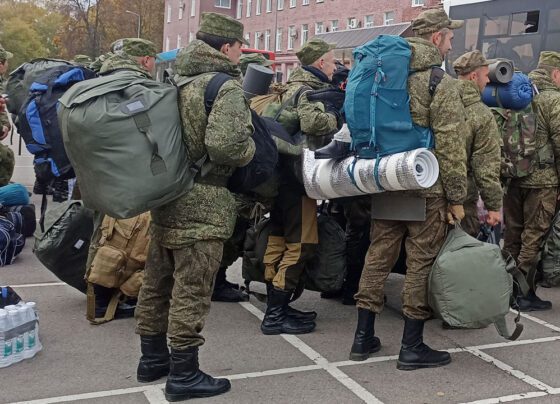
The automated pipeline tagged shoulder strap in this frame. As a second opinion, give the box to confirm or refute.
[429,67,445,97]
[86,282,121,325]
[494,313,523,341]
[273,85,309,121]
[203,72,234,116]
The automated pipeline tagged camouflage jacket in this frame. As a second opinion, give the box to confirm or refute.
[150,40,255,248]
[403,37,468,204]
[458,79,502,210]
[285,67,339,150]
[512,69,560,188]
[0,76,9,131]
[99,54,152,78]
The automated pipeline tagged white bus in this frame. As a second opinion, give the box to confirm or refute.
[443,0,560,73]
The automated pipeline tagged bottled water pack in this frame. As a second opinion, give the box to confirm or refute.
[0,301,42,368]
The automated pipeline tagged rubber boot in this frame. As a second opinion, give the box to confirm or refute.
[266,283,316,322]
[137,334,170,383]
[397,317,451,371]
[349,308,381,361]
[261,287,316,335]
[165,347,231,401]
[314,139,352,160]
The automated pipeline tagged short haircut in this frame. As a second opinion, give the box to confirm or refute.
[418,27,451,41]
[196,32,239,51]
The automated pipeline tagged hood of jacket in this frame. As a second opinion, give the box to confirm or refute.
[407,37,443,72]
[287,67,332,90]
[175,40,241,78]
[458,79,482,108]
[529,68,560,93]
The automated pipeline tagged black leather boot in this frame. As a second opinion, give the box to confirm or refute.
[349,308,381,361]
[266,283,316,322]
[261,287,316,335]
[137,334,170,383]
[515,290,552,311]
[314,139,352,160]
[165,347,231,401]
[397,317,451,371]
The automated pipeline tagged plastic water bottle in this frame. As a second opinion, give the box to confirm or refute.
[7,309,21,363]
[0,309,11,368]
[24,302,40,356]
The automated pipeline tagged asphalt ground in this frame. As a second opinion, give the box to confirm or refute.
[3,143,560,404]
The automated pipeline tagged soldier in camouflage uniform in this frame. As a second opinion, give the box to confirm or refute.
[0,47,15,186]
[134,13,255,402]
[261,37,340,336]
[503,51,560,312]
[239,52,274,76]
[350,9,468,371]
[453,51,503,237]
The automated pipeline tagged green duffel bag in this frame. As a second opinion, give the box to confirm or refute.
[34,200,93,293]
[58,70,204,219]
[429,225,528,340]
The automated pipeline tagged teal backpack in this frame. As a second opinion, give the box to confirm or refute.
[344,35,443,161]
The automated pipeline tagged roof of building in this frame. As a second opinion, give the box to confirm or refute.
[315,22,412,50]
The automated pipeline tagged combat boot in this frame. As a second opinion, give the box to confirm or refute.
[212,268,248,302]
[261,287,316,335]
[137,334,170,383]
[397,317,451,371]
[349,308,381,361]
[514,290,552,312]
[314,139,352,160]
[165,347,230,401]
[266,283,316,322]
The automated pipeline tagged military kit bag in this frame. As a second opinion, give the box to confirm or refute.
[344,35,443,159]
[0,204,36,238]
[0,214,25,266]
[17,65,97,185]
[429,225,527,340]
[33,200,93,293]
[58,70,203,219]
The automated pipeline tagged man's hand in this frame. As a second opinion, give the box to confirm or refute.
[486,210,501,227]
[0,97,5,113]
[0,125,9,141]
[447,204,465,224]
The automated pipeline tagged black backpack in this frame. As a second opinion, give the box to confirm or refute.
[17,65,97,185]
[204,73,278,194]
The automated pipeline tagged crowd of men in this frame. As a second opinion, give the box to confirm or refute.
[2,5,560,402]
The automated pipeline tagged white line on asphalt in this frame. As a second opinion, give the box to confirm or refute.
[512,309,560,333]
[143,387,168,404]
[459,391,550,404]
[466,348,554,392]
[8,386,155,404]
[227,363,322,380]
[239,301,384,404]
[8,282,68,288]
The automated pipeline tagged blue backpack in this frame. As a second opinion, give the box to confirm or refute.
[344,35,443,159]
[17,65,97,185]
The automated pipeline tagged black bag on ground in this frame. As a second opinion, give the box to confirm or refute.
[0,214,25,266]
[1,204,36,237]
[34,200,93,293]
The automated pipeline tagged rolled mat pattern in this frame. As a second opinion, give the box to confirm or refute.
[302,148,439,200]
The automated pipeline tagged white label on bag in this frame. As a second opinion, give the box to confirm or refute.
[74,239,85,250]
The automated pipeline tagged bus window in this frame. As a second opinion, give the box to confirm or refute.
[482,36,540,72]
[483,15,509,36]
[511,11,539,35]
[549,9,560,32]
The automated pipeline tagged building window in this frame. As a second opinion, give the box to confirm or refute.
[266,0,272,12]
[331,19,338,32]
[264,30,271,50]
[302,0,309,4]
[347,17,358,29]
[191,0,196,17]
[178,1,184,19]
[236,0,242,18]
[301,24,308,45]
[278,0,284,10]
[364,15,374,28]
[276,28,282,51]
[256,0,261,14]
[288,25,295,49]
[165,36,170,51]
[412,0,425,6]
[215,0,231,7]
[255,31,261,49]
[315,21,323,34]
[316,0,323,2]
[244,32,251,47]
[167,4,172,22]
[189,32,194,42]
[290,0,296,7]
[383,11,394,25]
[246,0,252,17]
[177,34,182,48]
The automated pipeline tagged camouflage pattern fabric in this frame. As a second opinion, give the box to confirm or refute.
[150,39,255,248]
[511,68,560,188]
[135,239,223,348]
[111,38,158,58]
[296,38,336,66]
[355,197,448,320]
[0,143,14,186]
[89,53,113,73]
[198,12,248,45]
[99,54,152,77]
[0,76,10,132]
[504,186,557,288]
[411,8,463,35]
[457,79,503,211]
[453,50,490,76]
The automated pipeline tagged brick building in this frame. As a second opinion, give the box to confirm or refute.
[163,0,443,78]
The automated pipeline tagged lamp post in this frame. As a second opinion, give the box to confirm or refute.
[125,10,141,38]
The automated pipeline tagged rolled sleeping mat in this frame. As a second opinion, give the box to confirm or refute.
[243,64,274,100]
[488,59,514,84]
[482,72,534,110]
[302,148,439,200]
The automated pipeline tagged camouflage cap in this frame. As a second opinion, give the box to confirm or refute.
[412,9,464,35]
[111,38,159,58]
[296,38,336,66]
[89,52,113,73]
[198,12,248,45]
[239,53,273,74]
[453,50,490,75]
[0,47,13,62]
[72,54,92,64]
[538,51,560,70]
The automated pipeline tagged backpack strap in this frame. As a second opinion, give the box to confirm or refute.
[203,73,234,116]
[494,313,523,341]
[86,282,122,325]
[428,67,445,97]
[273,86,309,122]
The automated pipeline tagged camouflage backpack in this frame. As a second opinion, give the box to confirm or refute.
[492,107,538,179]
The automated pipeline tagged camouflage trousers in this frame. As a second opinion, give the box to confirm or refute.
[355,197,448,320]
[135,239,223,349]
[462,199,481,238]
[503,186,557,288]
[263,186,318,291]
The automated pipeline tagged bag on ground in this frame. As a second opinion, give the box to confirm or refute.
[0,184,30,207]
[0,214,25,266]
[0,204,36,237]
